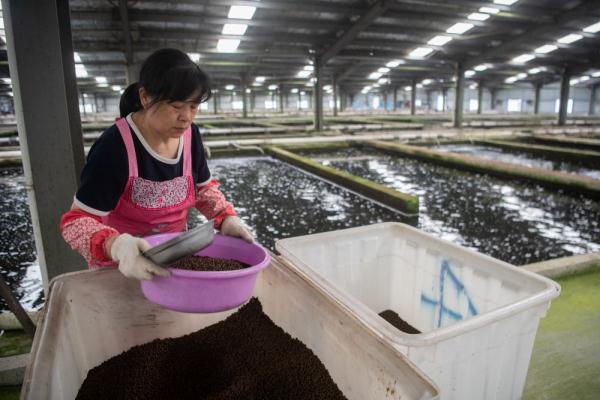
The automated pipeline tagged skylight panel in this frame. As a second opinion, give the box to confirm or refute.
[557,34,583,44]
[468,13,490,21]
[428,35,453,46]
[217,39,240,52]
[446,23,474,35]
[228,6,256,20]
[535,44,557,54]
[512,54,535,64]
[222,24,248,35]
[408,47,434,58]
[583,21,600,33]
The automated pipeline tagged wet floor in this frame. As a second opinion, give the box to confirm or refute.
[0,157,408,311]
[432,144,600,179]
[304,147,600,266]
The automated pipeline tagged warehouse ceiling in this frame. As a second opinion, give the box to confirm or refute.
[4,0,600,96]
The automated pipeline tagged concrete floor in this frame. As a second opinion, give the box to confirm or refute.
[524,268,600,400]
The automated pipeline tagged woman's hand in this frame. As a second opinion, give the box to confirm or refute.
[109,233,171,280]
[220,216,254,243]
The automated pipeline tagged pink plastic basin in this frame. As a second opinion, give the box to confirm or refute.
[141,233,270,313]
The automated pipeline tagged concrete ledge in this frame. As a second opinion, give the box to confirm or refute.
[367,140,600,199]
[524,253,600,279]
[478,139,600,168]
[0,353,29,386]
[280,141,352,152]
[530,134,600,152]
[265,146,419,215]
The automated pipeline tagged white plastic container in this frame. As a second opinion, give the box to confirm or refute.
[22,257,439,400]
[276,222,560,400]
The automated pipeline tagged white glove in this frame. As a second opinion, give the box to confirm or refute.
[110,234,170,280]
[220,216,254,243]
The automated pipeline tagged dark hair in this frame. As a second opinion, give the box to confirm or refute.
[119,48,212,117]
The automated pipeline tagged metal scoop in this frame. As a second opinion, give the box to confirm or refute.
[143,220,215,267]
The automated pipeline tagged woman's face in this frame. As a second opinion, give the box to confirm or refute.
[141,89,201,138]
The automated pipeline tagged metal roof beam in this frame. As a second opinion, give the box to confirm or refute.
[317,0,390,65]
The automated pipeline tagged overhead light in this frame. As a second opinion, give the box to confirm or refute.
[592,71,600,77]
[505,77,518,83]
[95,76,107,84]
[408,47,434,58]
[516,73,527,79]
[97,83,109,88]
[8,91,13,97]
[297,70,311,78]
[583,21,600,33]
[494,0,519,5]
[228,5,256,19]
[75,64,88,78]
[2,78,11,84]
[512,54,535,64]
[468,13,490,21]
[446,22,474,35]
[570,78,580,85]
[386,59,404,68]
[422,79,432,85]
[187,53,201,63]
[368,72,383,79]
[535,44,558,54]
[74,52,82,63]
[216,39,240,52]
[373,83,380,88]
[303,65,314,71]
[268,84,278,90]
[255,76,266,82]
[580,76,591,82]
[252,82,262,87]
[474,64,489,71]
[427,35,453,46]
[291,88,299,94]
[225,84,235,90]
[300,91,306,96]
[111,85,122,92]
[323,85,332,91]
[377,67,390,73]
[469,83,478,89]
[245,88,251,93]
[479,7,500,14]
[528,68,542,74]
[404,86,412,91]
[377,78,388,84]
[222,24,248,35]
[416,83,423,88]
[465,70,476,77]
[557,33,583,44]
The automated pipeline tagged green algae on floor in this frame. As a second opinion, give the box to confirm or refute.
[0,330,32,357]
[0,386,21,400]
[524,268,600,400]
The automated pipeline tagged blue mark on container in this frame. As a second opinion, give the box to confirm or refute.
[421,259,478,328]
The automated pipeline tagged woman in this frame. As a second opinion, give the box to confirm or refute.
[60,48,252,280]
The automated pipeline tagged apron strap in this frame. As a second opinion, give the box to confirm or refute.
[115,118,138,177]
[183,127,193,177]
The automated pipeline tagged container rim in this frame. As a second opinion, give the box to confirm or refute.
[276,222,561,347]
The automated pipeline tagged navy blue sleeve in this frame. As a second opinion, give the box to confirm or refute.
[75,125,128,214]
[191,124,211,185]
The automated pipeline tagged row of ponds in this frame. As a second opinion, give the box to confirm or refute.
[1,142,599,311]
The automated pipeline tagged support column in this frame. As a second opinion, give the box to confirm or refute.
[81,93,87,117]
[442,87,448,112]
[297,91,301,110]
[589,84,597,116]
[279,87,284,113]
[393,86,398,111]
[349,93,354,108]
[454,62,465,128]
[558,67,571,126]
[3,0,87,284]
[213,91,218,114]
[313,59,324,131]
[241,76,248,118]
[426,90,431,112]
[477,83,483,115]
[332,76,338,116]
[250,91,255,112]
[490,88,497,111]
[534,82,542,115]
[383,90,388,111]
[410,79,417,115]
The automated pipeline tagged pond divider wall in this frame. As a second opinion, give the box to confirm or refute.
[366,140,600,199]
[265,146,419,215]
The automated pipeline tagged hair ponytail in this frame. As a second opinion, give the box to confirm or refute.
[119,83,142,117]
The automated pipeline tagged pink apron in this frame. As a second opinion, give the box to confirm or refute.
[102,118,196,237]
